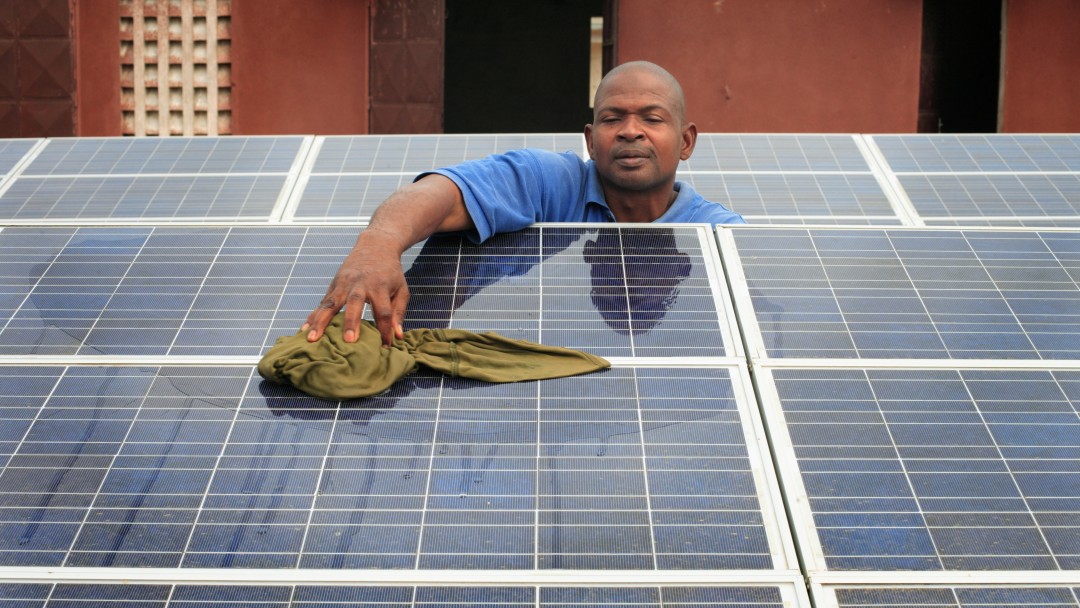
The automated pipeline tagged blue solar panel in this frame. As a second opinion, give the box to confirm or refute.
[0,175,289,221]
[290,174,412,219]
[834,586,1080,608]
[732,228,1080,360]
[310,134,585,174]
[897,174,1080,221]
[769,367,1080,571]
[0,365,773,570]
[0,225,729,357]
[872,135,1080,173]
[682,135,871,172]
[680,173,895,220]
[0,139,39,180]
[22,137,307,176]
[0,583,790,607]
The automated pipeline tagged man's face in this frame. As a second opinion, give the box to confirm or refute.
[585,70,696,196]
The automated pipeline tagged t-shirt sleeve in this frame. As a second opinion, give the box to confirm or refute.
[701,203,747,225]
[419,149,582,243]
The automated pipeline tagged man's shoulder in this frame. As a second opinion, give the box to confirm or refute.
[666,181,746,225]
[505,148,587,169]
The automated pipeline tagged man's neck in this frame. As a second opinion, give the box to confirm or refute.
[606,186,679,223]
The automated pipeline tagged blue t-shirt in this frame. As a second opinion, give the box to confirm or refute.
[425,148,745,243]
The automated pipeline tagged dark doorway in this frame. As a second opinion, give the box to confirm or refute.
[444,0,603,133]
[918,0,1003,133]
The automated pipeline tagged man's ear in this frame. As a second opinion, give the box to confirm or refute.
[584,123,596,160]
[680,121,698,160]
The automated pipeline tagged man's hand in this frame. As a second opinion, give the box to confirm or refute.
[300,174,473,346]
[302,237,409,347]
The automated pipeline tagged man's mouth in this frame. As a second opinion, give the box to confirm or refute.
[614,149,650,167]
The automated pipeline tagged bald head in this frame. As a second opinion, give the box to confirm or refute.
[593,61,687,125]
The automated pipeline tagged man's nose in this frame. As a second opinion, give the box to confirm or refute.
[617,117,645,140]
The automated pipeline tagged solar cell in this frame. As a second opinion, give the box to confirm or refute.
[0,175,289,221]
[0,225,732,357]
[727,227,1080,360]
[21,137,308,176]
[0,364,780,571]
[761,367,1080,571]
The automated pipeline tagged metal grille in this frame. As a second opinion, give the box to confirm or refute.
[119,0,231,136]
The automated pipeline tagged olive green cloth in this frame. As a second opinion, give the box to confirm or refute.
[258,314,610,400]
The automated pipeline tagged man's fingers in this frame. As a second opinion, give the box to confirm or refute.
[341,293,366,343]
[391,284,410,340]
[303,295,342,341]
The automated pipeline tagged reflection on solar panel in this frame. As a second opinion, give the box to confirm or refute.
[0,583,793,607]
[729,227,1080,360]
[763,367,1080,571]
[22,137,307,175]
[0,225,730,357]
[832,587,1080,608]
[0,365,777,570]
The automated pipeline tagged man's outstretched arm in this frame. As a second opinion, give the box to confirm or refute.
[302,174,473,346]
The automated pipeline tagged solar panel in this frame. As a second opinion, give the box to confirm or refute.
[288,135,585,221]
[0,138,40,181]
[867,135,1080,226]
[0,364,785,571]
[0,583,799,607]
[4,131,1080,604]
[759,366,1080,572]
[21,137,308,176]
[871,135,1080,173]
[310,134,586,174]
[679,173,896,220]
[0,225,733,357]
[670,135,904,225]
[682,135,871,172]
[897,174,1080,222]
[830,586,1080,608]
[289,174,412,219]
[725,227,1080,360]
[0,175,289,221]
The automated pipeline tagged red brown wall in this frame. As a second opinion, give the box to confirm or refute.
[231,0,370,135]
[73,0,120,136]
[616,0,923,133]
[1001,0,1080,132]
[1,0,77,137]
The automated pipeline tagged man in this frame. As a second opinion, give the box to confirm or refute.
[302,60,744,346]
